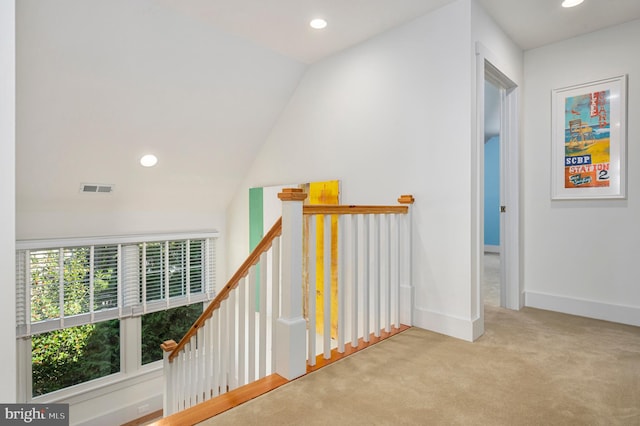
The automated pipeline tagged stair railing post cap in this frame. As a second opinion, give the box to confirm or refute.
[398,195,415,204]
[278,188,308,201]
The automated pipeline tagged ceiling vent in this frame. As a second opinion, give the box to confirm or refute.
[80,183,115,194]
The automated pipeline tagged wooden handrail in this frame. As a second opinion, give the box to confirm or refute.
[165,217,283,362]
[303,205,408,215]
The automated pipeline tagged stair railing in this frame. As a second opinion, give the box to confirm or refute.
[161,217,283,416]
[303,195,415,365]
[161,189,414,416]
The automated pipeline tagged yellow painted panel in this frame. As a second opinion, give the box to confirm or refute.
[301,180,339,338]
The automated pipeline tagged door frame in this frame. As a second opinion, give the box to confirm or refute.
[474,43,522,337]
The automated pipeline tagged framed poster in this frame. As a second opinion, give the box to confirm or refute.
[551,75,627,200]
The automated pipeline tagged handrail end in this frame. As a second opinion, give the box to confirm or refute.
[161,340,178,353]
[278,188,308,201]
[398,194,415,204]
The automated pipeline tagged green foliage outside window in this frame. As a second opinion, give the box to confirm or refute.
[141,303,203,365]
[32,321,120,397]
[30,246,120,397]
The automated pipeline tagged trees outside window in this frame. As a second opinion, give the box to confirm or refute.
[141,304,203,365]
[32,321,120,397]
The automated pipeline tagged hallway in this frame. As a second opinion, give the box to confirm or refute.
[483,252,500,306]
[198,304,640,425]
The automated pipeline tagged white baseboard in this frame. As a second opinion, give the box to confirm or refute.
[525,291,640,327]
[414,307,481,342]
[484,245,500,253]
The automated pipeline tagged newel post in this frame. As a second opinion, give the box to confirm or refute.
[161,339,177,416]
[398,195,415,326]
[276,188,308,380]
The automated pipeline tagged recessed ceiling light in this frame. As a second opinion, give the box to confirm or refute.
[562,0,584,8]
[310,18,327,30]
[140,154,158,167]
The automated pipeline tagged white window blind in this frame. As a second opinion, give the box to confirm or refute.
[16,232,217,338]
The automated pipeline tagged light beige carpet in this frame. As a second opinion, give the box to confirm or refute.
[200,306,640,425]
[483,252,500,307]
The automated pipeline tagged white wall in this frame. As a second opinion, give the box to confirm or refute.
[229,0,483,340]
[15,0,304,241]
[470,1,523,87]
[523,20,640,326]
[0,0,17,404]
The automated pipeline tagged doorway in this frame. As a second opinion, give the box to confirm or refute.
[475,45,521,329]
[483,79,501,307]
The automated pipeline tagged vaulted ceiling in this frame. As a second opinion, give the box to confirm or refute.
[15,0,640,238]
[159,0,640,63]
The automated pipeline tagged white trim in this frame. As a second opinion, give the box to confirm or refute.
[501,84,522,310]
[525,291,640,327]
[475,42,522,319]
[414,307,478,342]
[31,363,162,405]
[75,394,162,426]
[16,230,220,250]
[0,0,16,403]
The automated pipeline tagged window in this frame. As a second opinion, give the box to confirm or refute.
[139,239,208,310]
[32,320,120,397]
[16,232,217,400]
[141,304,203,365]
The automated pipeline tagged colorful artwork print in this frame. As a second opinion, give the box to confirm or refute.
[564,90,610,189]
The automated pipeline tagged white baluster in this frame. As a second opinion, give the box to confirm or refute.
[248,267,256,382]
[391,214,400,329]
[237,277,246,386]
[204,315,212,400]
[197,327,206,402]
[337,214,345,353]
[219,302,228,394]
[383,214,391,333]
[323,215,332,359]
[190,334,198,405]
[227,290,237,390]
[351,215,359,348]
[259,251,268,378]
[307,215,317,366]
[372,213,380,338]
[177,351,185,410]
[271,236,280,373]
[211,311,220,397]
[363,214,370,342]
[184,341,192,408]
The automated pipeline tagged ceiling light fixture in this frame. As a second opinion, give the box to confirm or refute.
[310,18,327,30]
[140,154,158,167]
[562,0,584,8]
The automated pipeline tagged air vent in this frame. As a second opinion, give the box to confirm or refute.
[80,183,114,194]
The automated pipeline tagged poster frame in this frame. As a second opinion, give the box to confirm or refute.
[551,75,627,200]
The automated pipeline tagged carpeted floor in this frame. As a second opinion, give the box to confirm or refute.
[200,305,640,425]
[483,252,500,307]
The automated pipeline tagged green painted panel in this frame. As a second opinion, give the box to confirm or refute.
[249,187,264,251]
[249,187,263,310]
